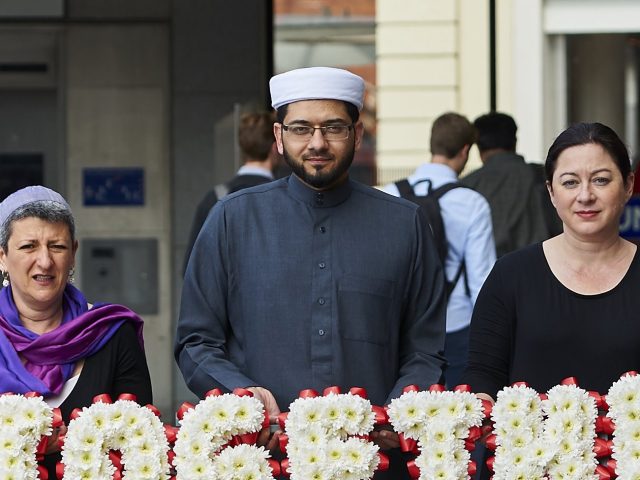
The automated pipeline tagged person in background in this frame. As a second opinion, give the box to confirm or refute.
[183,110,280,272]
[461,112,557,257]
[0,185,152,476]
[175,66,446,479]
[462,122,640,478]
[382,112,496,388]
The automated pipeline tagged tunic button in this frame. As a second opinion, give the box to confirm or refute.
[319,226,326,233]
[319,262,326,269]
[318,329,325,336]
[318,297,325,305]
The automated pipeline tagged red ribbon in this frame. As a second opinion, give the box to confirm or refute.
[37,464,48,480]
[596,415,615,435]
[594,437,612,457]
[232,387,253,397]
[205,388,223,397]
[167,449,176,467]
[468,460,477,476]
[465,438,476,451]
[595,464,612,480]
[511,381,529,388]
[25,391,42,398]
[484,433,497,451]
[402,384,420,393]
[406,459,420,478]
[454,384,472,393]
[145,404,161,417]
[70,407,83,420]
[279,433,288,454]
[606,458,617,475]
[164,424,179,444]
[377,452,390,472]
[280,458,290,477]
[55,462,64,479]
[621,370,638,378]
[486,454,495,472]
[588,391,605,409]
[92,393,113,404]
[349,387,367,398]
[372,405,389,425]
[278,412,288,430]
[398,433,418,453]
[467,425,482,442]
[176,401,195,421]
[268,459,281,476]
[51,407,63,428]
[428,383,445,392]
[117,393,137,402]
[323,386,341,395]
[560,376,579,386]
[109,450,123,470]
[298,389,319,399]
[481,399,493,418]
[237,432,258,445]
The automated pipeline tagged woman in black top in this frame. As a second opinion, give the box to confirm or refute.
[463,122,638,478]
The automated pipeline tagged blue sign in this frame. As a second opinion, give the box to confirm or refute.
[83,168,144,206]
[620,195,640,239]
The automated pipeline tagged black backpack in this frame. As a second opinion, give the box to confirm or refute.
[395,178,468,297]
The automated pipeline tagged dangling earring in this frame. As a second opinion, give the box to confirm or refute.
[1,271,9,288]
[68,267,75,284]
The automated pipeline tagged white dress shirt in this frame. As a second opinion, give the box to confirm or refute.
[382,163,496,333]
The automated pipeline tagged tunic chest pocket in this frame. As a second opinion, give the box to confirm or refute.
[338,275,395,345]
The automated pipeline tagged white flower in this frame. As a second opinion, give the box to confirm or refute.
[62,399,169,479]
[388,388,483,480]
[608,374,640,479]
[0,394,54,480]
[286,393,379,479]
[173,392,271,479]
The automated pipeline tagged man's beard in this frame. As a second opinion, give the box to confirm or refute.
[283,144,355,190]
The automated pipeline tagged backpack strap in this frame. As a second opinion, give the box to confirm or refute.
[213,182,230,199]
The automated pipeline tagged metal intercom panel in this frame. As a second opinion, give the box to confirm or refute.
[81,238,158,314]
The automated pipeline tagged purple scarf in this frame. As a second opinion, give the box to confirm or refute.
[0,284,144,396]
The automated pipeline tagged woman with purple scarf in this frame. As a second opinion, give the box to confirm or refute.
[0,185,152,475]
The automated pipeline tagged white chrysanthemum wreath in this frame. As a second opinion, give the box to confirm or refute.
[387,385,484,480]
[61,394,170,479]
[0,392,58,480]
[173,388,277,480]
[282,387,383,480]
[607,371,640,479]
[489,380,599,480]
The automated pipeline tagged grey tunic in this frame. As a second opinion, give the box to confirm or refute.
[176,175,446,409]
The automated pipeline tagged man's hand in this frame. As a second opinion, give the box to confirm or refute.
[246,387,282,451]
[45,424,67,454]
[370,425,400,450]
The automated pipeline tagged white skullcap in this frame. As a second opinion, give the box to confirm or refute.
[270,67,365,111]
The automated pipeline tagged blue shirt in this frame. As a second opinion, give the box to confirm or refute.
[176,175,446,408]
[382,163,496,333]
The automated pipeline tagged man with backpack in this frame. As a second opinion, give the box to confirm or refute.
[382,112,496,388]
[183,111,281,273]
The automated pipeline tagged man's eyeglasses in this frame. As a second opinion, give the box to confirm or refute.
[282,123,353,141]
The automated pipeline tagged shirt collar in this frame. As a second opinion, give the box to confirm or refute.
[237,165,274,179]
[287,174,352,208]
[409,163,458,184]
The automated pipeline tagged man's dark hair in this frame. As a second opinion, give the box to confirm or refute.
[474,112,517,152]
[430,112,477,158]
[238,111,276,161]
[276,101,360,124]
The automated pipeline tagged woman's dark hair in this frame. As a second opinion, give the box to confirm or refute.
[545,122,631,185]
[276,101,360,124]
[0,201,75,251]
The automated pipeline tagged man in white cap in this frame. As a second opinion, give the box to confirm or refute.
[175,66,446,478]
